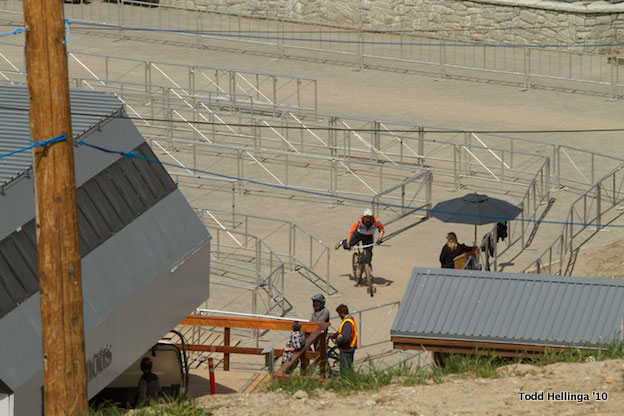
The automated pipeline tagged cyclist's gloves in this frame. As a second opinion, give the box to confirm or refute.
[376,238,383,245]
[342,240,351,250]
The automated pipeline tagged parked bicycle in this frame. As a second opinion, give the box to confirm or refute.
[325,344,341,377]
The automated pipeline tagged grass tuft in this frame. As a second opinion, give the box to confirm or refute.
[268,341,624,396]
[89,395,211,416]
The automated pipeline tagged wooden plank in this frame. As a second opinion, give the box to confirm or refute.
[393,342,534,358]
[181,315,329,332]
[178,344,319,358]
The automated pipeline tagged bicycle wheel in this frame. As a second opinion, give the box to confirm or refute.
[352,252,362,283]
[364,263,374,297]
[326,346,341,377]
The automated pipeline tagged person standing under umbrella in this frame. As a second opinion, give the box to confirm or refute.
[439,232,475,268]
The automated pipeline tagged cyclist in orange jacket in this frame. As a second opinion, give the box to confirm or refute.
[339,208,385,263]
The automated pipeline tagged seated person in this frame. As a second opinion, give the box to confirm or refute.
[282,321,305,373]
[439,232,475,268]
[136,357,161,407]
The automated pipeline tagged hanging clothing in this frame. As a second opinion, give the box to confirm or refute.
[496,221,508,242]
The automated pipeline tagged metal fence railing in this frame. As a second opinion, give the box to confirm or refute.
[0,40,318,115]
[2,0,621,98]
[205,224,290,318]
[149,136,433,210]
[524,163,624,275]
[329,301,401,350]
[1,37,620,195]
[195,207,335,295]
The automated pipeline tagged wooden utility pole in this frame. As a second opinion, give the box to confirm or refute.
[23,0,89,414]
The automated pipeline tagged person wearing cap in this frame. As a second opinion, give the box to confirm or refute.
[338,208,385,263]
[136,357,161,406]
[310,294,329,351]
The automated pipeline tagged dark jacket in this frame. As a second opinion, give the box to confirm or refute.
[137,372,161,405]
[439,243,473,268]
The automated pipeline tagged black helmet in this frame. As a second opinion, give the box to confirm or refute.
[311,294,326,303]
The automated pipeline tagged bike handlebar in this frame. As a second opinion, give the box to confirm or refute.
[350,242,390,249]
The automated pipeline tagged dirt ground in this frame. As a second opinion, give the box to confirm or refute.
[198,359,624,416]
[573,236,624,280]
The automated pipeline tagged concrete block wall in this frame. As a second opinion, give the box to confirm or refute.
[158,0,624,49]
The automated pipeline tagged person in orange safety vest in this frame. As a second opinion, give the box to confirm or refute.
[330,304,358,377]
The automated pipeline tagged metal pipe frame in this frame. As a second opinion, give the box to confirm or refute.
[195,207,333,295]
[525,163,624,274]
[205,224,290,317]
[13,0,621,98]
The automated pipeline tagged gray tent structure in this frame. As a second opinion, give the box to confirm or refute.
[391,268,624,356]
[0,85,211,415]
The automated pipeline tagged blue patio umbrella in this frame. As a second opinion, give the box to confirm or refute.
[430,193,522,243]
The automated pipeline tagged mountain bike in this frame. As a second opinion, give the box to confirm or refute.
[326,344,341,377]
[351,242,376,297]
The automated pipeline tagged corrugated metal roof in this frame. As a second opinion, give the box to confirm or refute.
[0,85,122,185]
[0,142,176,318]
[0,189,210,405]
[391,268,624,348]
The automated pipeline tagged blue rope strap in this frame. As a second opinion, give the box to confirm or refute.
[0,28,28,39]
[62,20,70,45]
[0,134,67,160]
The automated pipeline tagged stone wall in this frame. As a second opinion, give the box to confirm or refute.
[160,0,624,48]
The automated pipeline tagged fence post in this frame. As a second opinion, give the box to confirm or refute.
[358,31,364,69]
[278,19,284,59]
[554,144,560,190]
[273,77,278,117]
[358,311,363,347]
[453,144,459,189]
[463,132,471,177]
[524,47,531,91]
[232,184,236,228]
[373,120,380,164]
[196,9,201,49]
[309,235,313,273]
[289,223,294,271]
[610,55,617,100]
[281,264,285,315]
[568,210,574,262]
[418,126,425,166]
[596,183,602,230]
[326,247,330,295]
[269,252,273,311]
[401,184,406,216]
[189,66,196,93]
[426,173,432,212]
[330,158,337,206]
[254,237,260,345]
[439,38,446,80]
[223,327,231,371]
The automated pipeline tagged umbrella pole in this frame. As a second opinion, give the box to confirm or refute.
[474,225,477,246]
